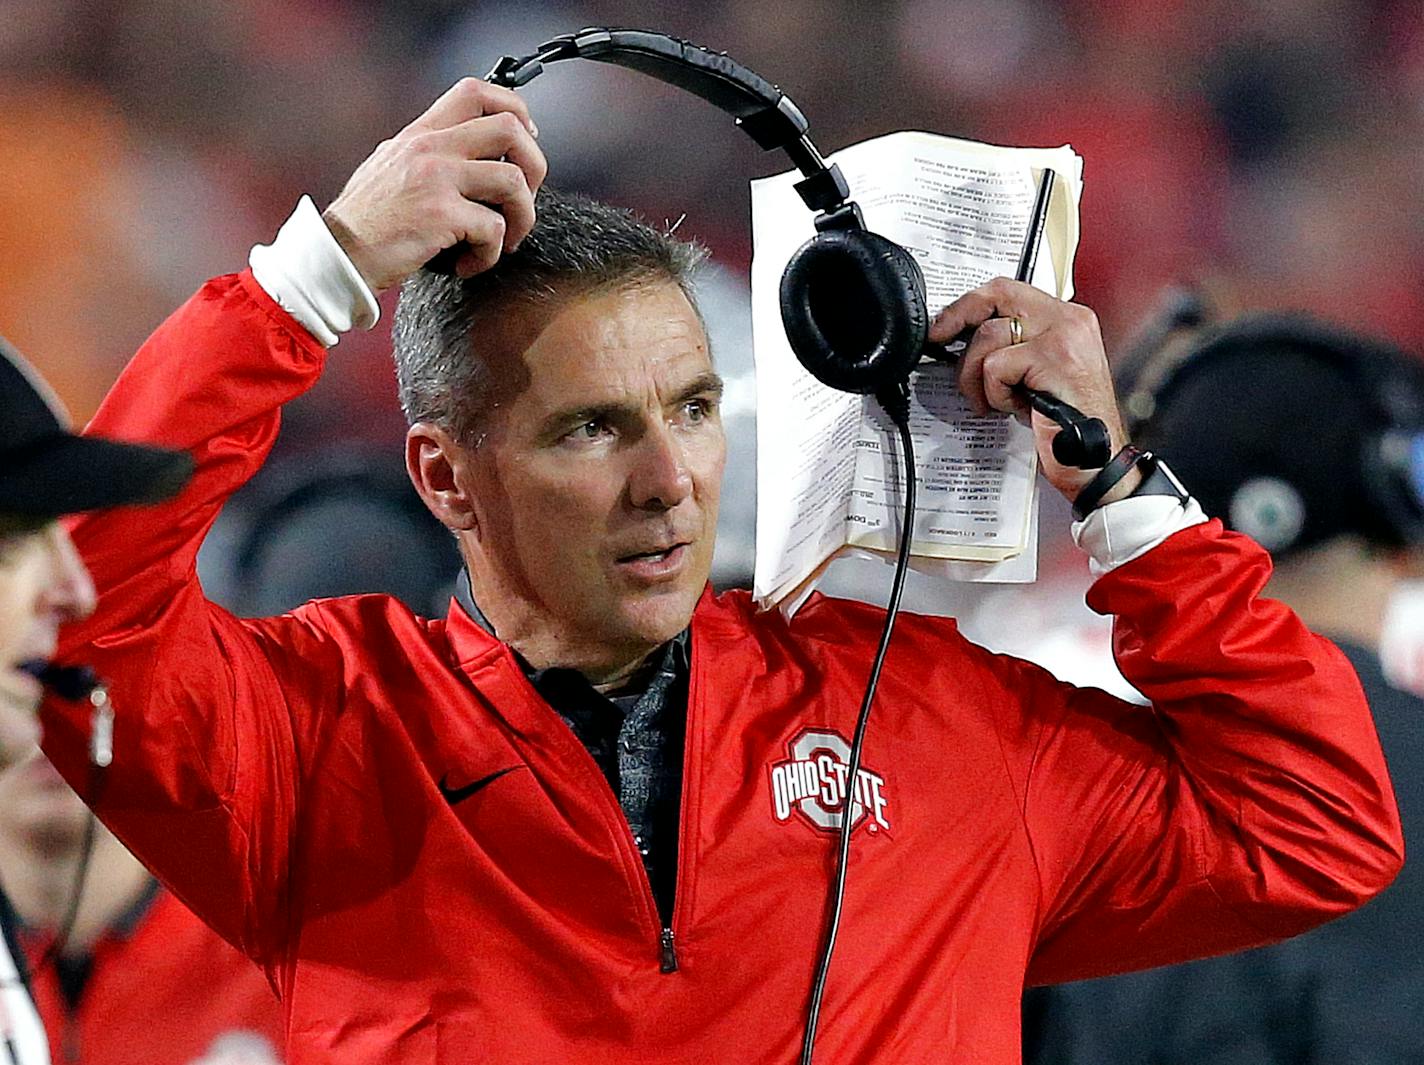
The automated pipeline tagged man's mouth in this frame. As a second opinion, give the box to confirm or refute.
[615,542,691,578]
[618,545,682,563]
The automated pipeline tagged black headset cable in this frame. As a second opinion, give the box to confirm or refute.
[799,382,916,1065]
[20,663,110,971]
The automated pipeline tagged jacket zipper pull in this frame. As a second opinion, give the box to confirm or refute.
[659,927,679,973]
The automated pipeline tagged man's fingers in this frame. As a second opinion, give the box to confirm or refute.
[980,344,1037,416]
[449,204,508,277]
[320,80,546,291]
[956,316,1017,415]
[456,161,536,250]
[930,278,1055,344]
[933,280,1123,494]
[438,111,548,195]
[408,77,536,136]
[930,285,1013,344]
[421,113,545,252]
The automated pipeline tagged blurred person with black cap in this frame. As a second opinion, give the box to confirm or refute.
[1025,313,1424,1064]
[0,338,191,1065]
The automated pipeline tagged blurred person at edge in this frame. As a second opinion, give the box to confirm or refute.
[0,340,191,1065]
[1025,317,1424,1064]
[38,78,1403,1062]
[0,761,284,1065]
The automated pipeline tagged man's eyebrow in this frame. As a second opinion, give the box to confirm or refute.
[538,400,626,437]
[670,372,725,405]
[538,373,726,439]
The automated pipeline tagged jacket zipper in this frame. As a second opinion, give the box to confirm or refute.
[61,1005,80,1064]
[581,771,673,973]
[543,706,684,974]
[631,630,702,976]
[660,926,678,973]
[619,819,679,973]
[661,623,706,977]
[504,641,695,975]
[640,629,702,976]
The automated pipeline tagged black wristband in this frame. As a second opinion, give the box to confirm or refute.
[1072,444,1155,520]
[1129,458,1191,509]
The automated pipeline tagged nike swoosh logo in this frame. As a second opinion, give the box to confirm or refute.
[438,766,521,806]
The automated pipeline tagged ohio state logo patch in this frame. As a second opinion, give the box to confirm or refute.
[768,727,890,835]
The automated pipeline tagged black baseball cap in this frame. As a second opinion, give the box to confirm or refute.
[0,337,194,519]
[1125,314,1424,558]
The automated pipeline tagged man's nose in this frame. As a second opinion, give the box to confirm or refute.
[629,424,694,511]
[46,526,98,623]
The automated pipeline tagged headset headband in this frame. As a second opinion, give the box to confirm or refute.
[486,28,852,216]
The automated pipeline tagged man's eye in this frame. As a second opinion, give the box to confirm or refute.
[683,398,714,422]
[570,419,611,441]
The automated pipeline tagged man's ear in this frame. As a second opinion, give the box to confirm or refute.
[406,423,479,532]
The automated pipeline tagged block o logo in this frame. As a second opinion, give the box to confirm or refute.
[768,727,890,835]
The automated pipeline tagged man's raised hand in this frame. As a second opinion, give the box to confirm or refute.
[929,278,1135,502]
[322,79,547,294]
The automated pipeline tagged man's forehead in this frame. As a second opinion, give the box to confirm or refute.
[520,283,710,392]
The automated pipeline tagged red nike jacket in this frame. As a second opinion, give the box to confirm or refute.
[43,272,1402,1063]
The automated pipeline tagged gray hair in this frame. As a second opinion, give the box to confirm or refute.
[392,187,708,444]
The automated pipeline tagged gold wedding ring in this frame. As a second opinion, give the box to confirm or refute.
[1008,316,1024,346]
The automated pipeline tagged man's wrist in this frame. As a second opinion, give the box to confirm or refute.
[1072,456,1204,573]
[1094,465,1146,509]
[1073,445,1153,520]
[248,195,381,348]
[1125,459,1192,509]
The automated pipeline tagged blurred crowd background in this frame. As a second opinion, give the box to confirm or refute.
[5,0,1424,672]
[6,3,1424,1061]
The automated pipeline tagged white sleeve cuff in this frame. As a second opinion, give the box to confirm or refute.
[1071,493,1208,575]
[248,195,381,348]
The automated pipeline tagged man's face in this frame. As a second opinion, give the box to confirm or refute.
[458,281,725,677]
[0,521,97,772]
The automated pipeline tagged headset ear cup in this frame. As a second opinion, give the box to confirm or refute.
[779,229,928,394]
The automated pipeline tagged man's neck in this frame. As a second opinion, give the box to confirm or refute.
[456,574,665,690]
[0,821,155,955]
[520,635,661,692]
[589,649,666,696]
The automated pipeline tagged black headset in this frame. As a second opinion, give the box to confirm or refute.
[424,28,920,407]
[230,454,463,617]
[1117,295,1424,551]
[428,26,1106,465]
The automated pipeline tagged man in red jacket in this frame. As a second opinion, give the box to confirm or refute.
[40,79,1402,1063]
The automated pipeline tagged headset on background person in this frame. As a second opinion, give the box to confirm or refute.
[1114,288,1424,555]
[228,454,463,618]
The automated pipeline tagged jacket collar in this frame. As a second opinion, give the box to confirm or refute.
[442,585,721,680]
